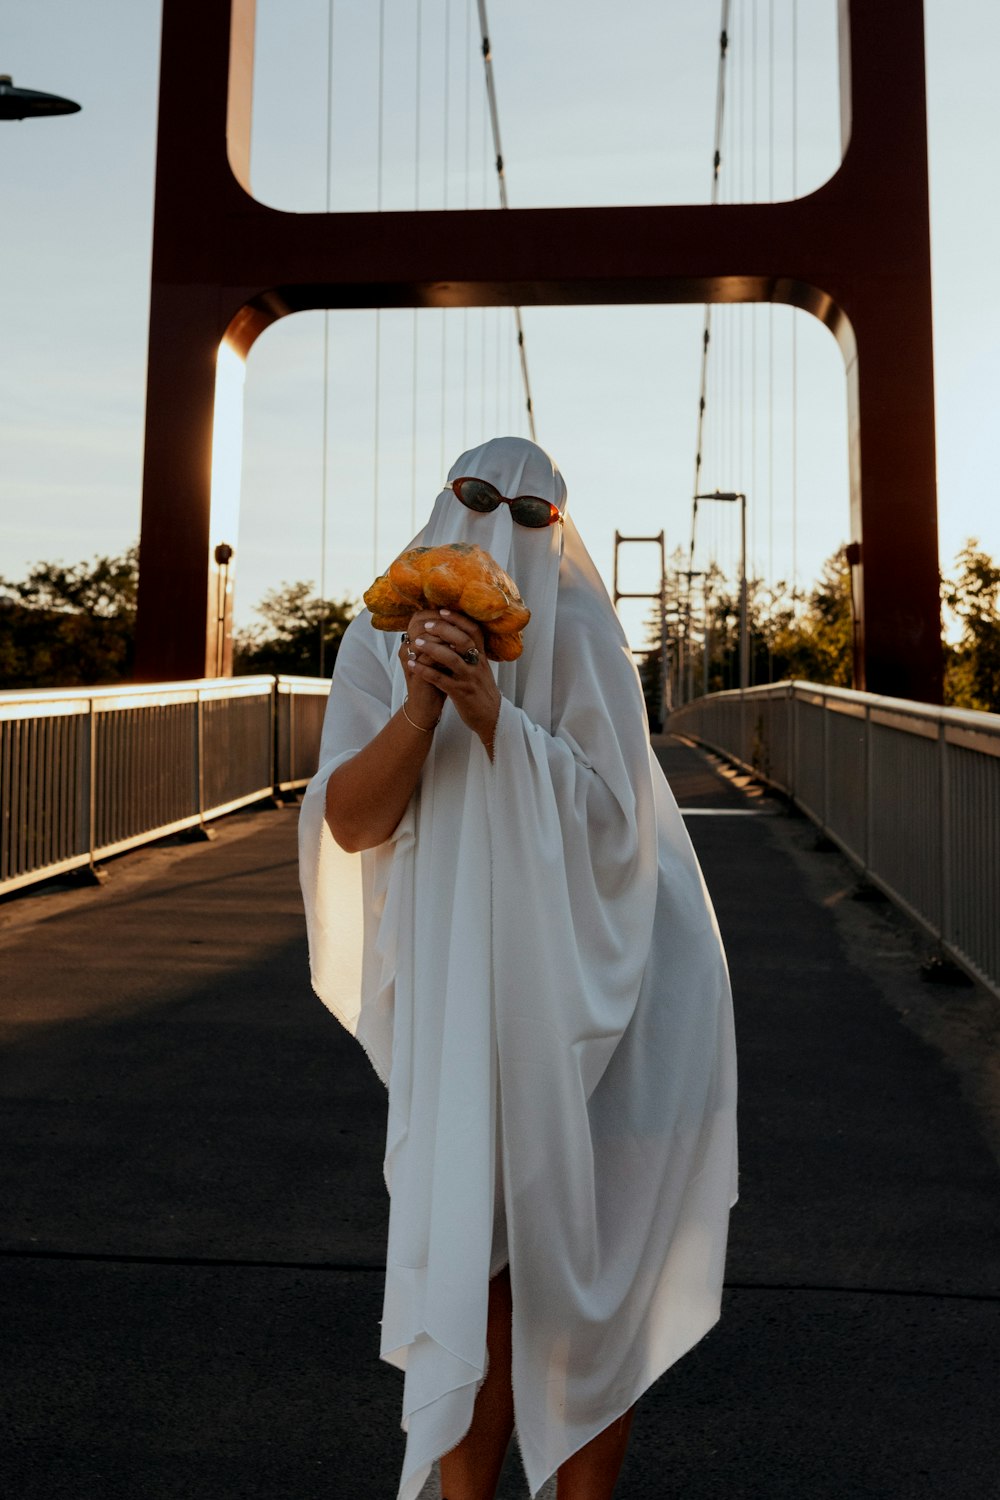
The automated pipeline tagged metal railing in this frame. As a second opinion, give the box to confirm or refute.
[0,675,329,896]
[670,681,1000,999]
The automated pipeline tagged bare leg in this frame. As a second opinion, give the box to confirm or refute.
[439,1267,514,1500]
[556,1406,636,1500]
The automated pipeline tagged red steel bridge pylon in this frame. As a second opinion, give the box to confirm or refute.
[135,0,942,703]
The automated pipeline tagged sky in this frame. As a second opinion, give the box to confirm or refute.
[1,0,998,652]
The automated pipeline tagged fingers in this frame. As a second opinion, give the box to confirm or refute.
[406,630,489,697]
[398,609,439,659]
[407,635,473,679]
[400,609,485,669]
[405,607,448,635]
[437,609,486,649]
[419,609,485,659]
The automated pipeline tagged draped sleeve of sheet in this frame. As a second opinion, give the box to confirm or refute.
[298,614,409,1084]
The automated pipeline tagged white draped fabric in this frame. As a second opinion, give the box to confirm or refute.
[298,437,738,1498]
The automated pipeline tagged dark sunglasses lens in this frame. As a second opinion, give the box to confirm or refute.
[510,497,558,528]
[455,479,500,512]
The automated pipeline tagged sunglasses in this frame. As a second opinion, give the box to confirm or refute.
[451,476,563,529]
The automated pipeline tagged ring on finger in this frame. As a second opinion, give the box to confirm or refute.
[461,646,480,666]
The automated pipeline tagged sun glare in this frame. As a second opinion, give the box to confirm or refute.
[210,340,246,550]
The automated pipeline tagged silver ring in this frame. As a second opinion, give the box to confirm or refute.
[407,649,416,662]
[462,647,480,666]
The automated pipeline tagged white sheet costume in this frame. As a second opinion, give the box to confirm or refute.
[298,437,738,1499]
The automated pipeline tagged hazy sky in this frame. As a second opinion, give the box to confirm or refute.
[2,0,998,647]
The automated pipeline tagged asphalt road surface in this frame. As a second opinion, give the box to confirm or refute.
[1,737,997,1499]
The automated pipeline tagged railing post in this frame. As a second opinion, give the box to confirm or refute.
[85,697,96,870]
[939,720,951,945]
[863,700,872,876]
[195,688,205,823]
[791,685,798,803]
[270,678,279,791]
[822,690,830,832]
[288,682,296,785]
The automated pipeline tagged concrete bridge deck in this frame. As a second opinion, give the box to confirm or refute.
[1,738,998,1498]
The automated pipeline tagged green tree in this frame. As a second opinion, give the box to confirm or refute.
[943,539,1000,711]
[636,603,668,730]
[233,581,357,676]
[693,564,789,692]
[768,547,854,687]
[689,547,855,695]
[0,546,138,688]
[633,546,690,727]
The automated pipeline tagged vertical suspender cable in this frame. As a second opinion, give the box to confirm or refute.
[480,301,488,435]
[773,0,779,681]
[411,0,423,531]
[372,0,385,572]
[480,29,488,434]
[462,0,471,445]
[476,1,537,440]
[495,306,503,432]
[736,3,745,595]
[507,308,515,432]
[750,0,758,682]
[443,0,451,203]
[790,0,799,611]
[319,0,336,675]
[440,0,451,477]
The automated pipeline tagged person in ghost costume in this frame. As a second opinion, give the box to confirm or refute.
[298,436,738,1500]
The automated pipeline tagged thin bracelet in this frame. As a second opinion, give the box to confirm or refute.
[401,699,440,734]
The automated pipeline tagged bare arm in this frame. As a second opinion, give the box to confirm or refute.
[324,702,438,852]
[325,609,444,852]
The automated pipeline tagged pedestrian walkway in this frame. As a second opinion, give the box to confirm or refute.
[1,738,997,1498]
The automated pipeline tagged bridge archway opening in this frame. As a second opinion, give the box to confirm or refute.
[231,303,848,674]
[247,0,844,218]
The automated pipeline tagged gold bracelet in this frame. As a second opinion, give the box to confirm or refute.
[401,699,440,734]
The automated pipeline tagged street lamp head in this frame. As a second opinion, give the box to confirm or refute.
[0,75,82,120]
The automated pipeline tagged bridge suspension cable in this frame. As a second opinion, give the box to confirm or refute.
[318,0,337,675]
[773,0,779,675]
[410,0,424,531]
[373,0,386,575]
[476,0,537,441]
[790,0,799,614]
[684,1,732,695]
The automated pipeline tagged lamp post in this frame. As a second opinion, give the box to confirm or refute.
[213,543,234,678]
[702,573,713,697]
[695,491,748,691]
[682,569,704,702]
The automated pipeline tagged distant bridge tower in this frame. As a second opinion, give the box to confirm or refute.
[135,0,942,703]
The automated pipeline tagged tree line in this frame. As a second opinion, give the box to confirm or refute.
[0,549,354,687]
[637,538,1000,721]
[1,540,998,716]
